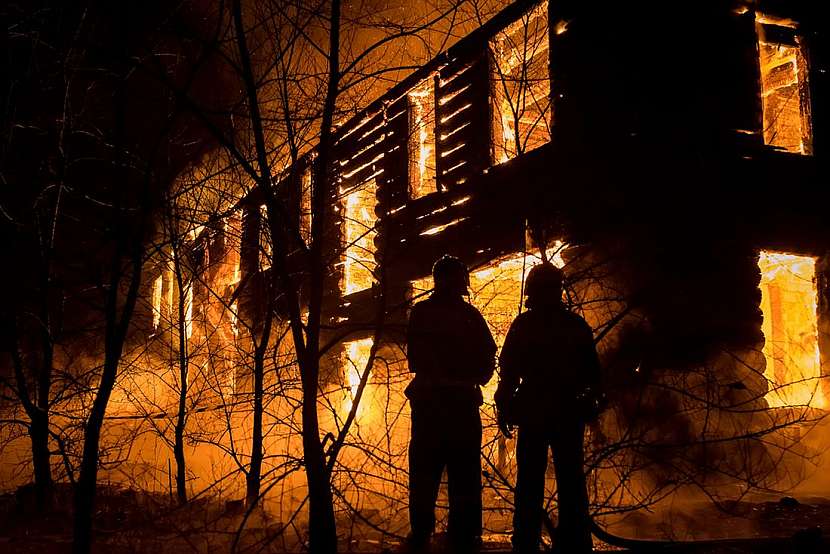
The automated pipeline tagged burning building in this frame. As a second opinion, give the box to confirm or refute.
[12,0,824,546]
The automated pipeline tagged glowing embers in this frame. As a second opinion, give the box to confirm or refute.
[489,0,551,165]
[342,179,378,295]
[759,251,825,409]
[408,77,437,199]
[756,19,813,155]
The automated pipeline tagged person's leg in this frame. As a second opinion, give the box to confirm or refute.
[409,402,445,547]
[551,421,592,553]
[446,403,483,550]
[512,425,548,552]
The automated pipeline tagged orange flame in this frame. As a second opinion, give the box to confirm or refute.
[342,179,378,295]
[759,251,825,409]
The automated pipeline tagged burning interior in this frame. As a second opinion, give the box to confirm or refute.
[759,251,825,409]
[409,78,437,198]
[756,15,813,155]
[342,178,379,295]
[490,0,551,164]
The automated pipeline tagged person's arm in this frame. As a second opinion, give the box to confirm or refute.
[495,318,522,410]
[580,320,601,393]
[494,317,524,437]
[576,318,605,422]
[473,309,497,386]
[406,304,429,374]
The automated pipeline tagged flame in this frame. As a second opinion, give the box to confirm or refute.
[151,274,163,330]
[342,179,378,295]
[188,224,205,242]
[165,264,174,326]
[420,217,467,236]
[225,209,242,286]
[490,0,551,164]
[301,167,312,244]
[259,204,272,271]
[759,251,825,409]
[341,338,373,417]
[184,283,193,339]
[757,16,812,155]
[409,78,436,199]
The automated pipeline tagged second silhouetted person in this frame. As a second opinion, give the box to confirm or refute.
[496,262,602,553]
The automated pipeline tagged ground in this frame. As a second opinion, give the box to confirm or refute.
[0,485,828,553]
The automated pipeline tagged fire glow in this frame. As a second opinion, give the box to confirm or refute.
[759,251,825,409]
[408,78,437,199]
[756,16,813,155]
[490,0,551,164]
[342,179,378,295]
[341,338,373,417]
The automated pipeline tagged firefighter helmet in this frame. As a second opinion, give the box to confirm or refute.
[524,262,563,300]
[432,254,470,294]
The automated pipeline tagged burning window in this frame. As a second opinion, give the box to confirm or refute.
[490,0,551,165]
[151,274,164,330]
[259,204,272,272]
[224,210,242,289]
[342,179,378,295]
[409,77,437,199]
[183,282,193,340]
[759,251,825,408]
[300,167,313,244]
[756,18,813,155]
[203,211,242,341]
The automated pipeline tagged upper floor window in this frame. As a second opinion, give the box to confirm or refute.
[300,165,313,244]
[756,17,813,155]
[408,77,437,199]
[490,0,551,165]
[341,178,379,295]
[223,210,243,288]
[259,204,272,272]
[151,273,165,331]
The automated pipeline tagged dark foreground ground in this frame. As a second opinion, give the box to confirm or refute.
[0,485,827,553]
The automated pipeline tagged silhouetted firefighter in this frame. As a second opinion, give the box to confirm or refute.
[405,255,497,552]
[496,263,602,553]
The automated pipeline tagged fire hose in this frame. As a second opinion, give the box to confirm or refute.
[588,517,822,552]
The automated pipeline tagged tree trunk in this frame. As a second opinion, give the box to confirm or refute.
[73,260,143,554]
[301,354,338,553]
[300,0,341,550]
[29,410,53,511]
[245,310,272,508]
[10,325,54,513]
[229,0,340,548]
[174,414,187,505]
[72,385,110,554]
[72,2,144,549]
[72,251,144,554]
[172,237,189,506]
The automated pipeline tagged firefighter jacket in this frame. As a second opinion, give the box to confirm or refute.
[496,303,602,425]
[406,291,497,405]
